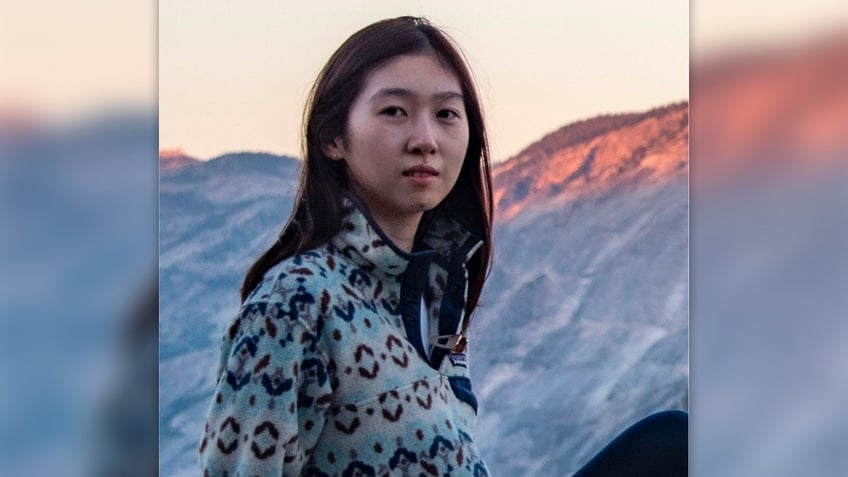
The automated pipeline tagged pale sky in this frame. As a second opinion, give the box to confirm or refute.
[1,0,156,121]
[691,0,848,56]
[7,1,846,162]
[159,1,690,162]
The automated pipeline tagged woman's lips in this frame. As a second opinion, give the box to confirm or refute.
[402,165,439,177]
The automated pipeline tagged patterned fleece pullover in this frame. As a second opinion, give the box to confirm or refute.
[199,202,490,477]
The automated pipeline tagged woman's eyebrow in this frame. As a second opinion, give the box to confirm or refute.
[369,87,464,102]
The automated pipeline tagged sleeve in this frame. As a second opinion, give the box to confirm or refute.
[199,299,333,476]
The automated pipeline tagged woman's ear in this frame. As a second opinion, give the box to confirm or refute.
[322,137,346,161]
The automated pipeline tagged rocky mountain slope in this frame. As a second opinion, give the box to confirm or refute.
[158,102,689,476]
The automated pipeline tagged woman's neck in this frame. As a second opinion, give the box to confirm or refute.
[370,210,422,253]
[345,188,424,253]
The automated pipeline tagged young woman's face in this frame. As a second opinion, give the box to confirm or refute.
[330,53,469,227]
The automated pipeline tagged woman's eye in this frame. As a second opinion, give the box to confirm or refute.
[438,109,460,120]
[381,106,405,117]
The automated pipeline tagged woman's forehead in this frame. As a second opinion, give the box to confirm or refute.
[360,53,463,100]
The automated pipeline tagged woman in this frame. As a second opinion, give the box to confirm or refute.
[199,16,687,477]
[200,16,494,476]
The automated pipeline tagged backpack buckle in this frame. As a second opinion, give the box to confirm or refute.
[432,334,468,353]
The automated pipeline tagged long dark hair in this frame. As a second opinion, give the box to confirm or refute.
[241,16,493,325]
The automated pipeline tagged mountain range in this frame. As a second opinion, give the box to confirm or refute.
[473,102,687,474]
[158,100,689,476]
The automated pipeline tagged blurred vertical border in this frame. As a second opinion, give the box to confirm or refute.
[691,3,848,477]
[1,2,158,477]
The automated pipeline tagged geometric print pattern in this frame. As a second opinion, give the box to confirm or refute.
[199,204,489,476]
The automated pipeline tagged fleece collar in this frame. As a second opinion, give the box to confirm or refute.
[330,197,483,279]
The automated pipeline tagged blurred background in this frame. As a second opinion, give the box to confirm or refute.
[1,1,847,477]
[1,2,158,477]
[690,2,848,476]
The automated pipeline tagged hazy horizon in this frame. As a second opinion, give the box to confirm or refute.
[159,98,689,164]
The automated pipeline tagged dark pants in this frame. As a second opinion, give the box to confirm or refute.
[572,410,688,477]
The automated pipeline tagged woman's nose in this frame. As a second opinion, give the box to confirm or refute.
[406,118,438,156]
